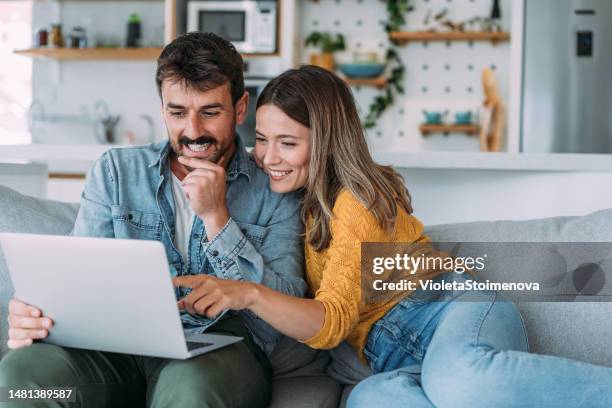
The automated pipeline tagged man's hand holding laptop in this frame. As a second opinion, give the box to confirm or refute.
[6,298,52,349]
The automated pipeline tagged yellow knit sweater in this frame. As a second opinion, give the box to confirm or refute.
[302,190,444,361]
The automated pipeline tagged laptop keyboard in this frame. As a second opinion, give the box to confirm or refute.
[186,341,213,351]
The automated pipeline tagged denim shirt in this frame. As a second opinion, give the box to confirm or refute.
[71,137,307,355]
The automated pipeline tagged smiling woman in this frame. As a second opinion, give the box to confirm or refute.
[0,1,33,145]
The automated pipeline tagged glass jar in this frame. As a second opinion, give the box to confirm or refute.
[34,28,48,47]
[49,24,65,48]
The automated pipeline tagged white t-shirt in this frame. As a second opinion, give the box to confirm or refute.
[171,173,196,263]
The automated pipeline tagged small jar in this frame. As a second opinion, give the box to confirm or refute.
[34,28,48,47]
[69,26,87,48]
[49,24,65,48]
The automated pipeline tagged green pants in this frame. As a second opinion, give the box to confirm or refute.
[0,316,271,408]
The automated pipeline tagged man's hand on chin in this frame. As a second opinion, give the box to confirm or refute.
[178,155,230,240]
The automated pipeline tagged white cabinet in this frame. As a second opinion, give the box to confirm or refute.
[47,178,86,203]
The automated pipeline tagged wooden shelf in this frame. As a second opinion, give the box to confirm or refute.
[420,124,480,137]
[13,47,163,60]
[390,31,510,45]
[344,76,387,89]
[14,47,280,61]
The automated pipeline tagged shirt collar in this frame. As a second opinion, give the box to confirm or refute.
[147,136,253,182]
[226,135,253,182]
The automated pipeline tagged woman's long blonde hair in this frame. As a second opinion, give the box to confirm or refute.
[256,65,413,251]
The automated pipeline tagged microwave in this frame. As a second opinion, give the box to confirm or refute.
[187,1,278,54]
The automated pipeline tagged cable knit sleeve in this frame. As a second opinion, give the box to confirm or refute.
[301,191,410,349]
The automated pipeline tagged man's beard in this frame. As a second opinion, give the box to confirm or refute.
[171,135,223,170]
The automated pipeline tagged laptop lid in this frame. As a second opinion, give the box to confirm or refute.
[0,233,191,359]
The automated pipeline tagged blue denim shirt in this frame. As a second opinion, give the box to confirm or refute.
[71,137,307,355]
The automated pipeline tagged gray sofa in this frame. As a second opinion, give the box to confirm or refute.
[1,184,612,407]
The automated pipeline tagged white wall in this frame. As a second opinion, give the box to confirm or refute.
[300,0,514,152]
[400,168,612,225]
[31,1,166,146]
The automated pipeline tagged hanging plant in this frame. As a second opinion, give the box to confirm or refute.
[364,0,414,129]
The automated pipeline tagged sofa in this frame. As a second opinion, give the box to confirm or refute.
[1,183,612,407]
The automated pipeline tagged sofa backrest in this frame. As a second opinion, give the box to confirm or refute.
[0,185,79,356]
[1,184,612,369]
[424,209,612,367]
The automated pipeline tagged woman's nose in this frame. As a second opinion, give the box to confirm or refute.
[263,144,281,165]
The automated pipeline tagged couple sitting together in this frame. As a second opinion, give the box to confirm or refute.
[2,32,612,408]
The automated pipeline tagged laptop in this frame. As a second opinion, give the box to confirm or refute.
[0,233,242,359]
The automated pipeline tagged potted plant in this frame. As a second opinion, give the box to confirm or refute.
[304,31,346,72]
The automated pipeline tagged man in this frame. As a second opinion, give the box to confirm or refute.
[0,32,306,407]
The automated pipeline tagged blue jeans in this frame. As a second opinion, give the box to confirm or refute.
[348,272,612,408]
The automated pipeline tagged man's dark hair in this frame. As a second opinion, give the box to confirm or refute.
[156,32,245,104]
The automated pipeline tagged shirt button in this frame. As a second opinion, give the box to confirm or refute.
[211,250,219,257]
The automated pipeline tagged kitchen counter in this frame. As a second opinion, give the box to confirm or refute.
[374,151,612,172]
[2,145,612,175]
[0,144,122,174]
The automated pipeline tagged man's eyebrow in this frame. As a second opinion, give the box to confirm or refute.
[199,103,224,110]
[165,103,225,110]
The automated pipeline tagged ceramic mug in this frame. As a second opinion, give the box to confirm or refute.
[455,111,473,124]
[423,110,447,124]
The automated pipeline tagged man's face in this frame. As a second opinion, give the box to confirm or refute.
[161,80,248,175]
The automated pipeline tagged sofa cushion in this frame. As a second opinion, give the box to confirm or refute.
[269,376,342,408]
[424,208,612,367]
[0,185,79,357]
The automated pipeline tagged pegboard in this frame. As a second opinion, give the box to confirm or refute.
[299,0,513,153]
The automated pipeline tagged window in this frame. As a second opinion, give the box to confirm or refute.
[0,1,33,145]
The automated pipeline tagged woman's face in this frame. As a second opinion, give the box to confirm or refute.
[255,104,311,193]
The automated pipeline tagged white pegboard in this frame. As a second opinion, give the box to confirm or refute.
[299,0,514,153]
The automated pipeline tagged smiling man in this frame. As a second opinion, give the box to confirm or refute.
[0,32,306,407]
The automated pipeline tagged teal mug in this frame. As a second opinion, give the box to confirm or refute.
[423,110,447,124]
[455,111,473,125]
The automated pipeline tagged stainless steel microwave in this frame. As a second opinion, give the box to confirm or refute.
[187,1,278,54]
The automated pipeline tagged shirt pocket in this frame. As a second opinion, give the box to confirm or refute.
[111,205,163,241]
[235,221,268,250]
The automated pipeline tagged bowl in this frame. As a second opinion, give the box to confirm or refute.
[338,63,386,79]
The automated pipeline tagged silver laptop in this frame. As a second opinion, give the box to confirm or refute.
[0,233,242,359]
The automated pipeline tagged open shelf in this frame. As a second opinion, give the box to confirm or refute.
[13,47,163,60]
[389,31,510,45]
[344,76,387,89]
[14,47,280,61]
[420,124,480,137]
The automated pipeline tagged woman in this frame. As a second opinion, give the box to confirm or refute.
[175,66,612,407]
